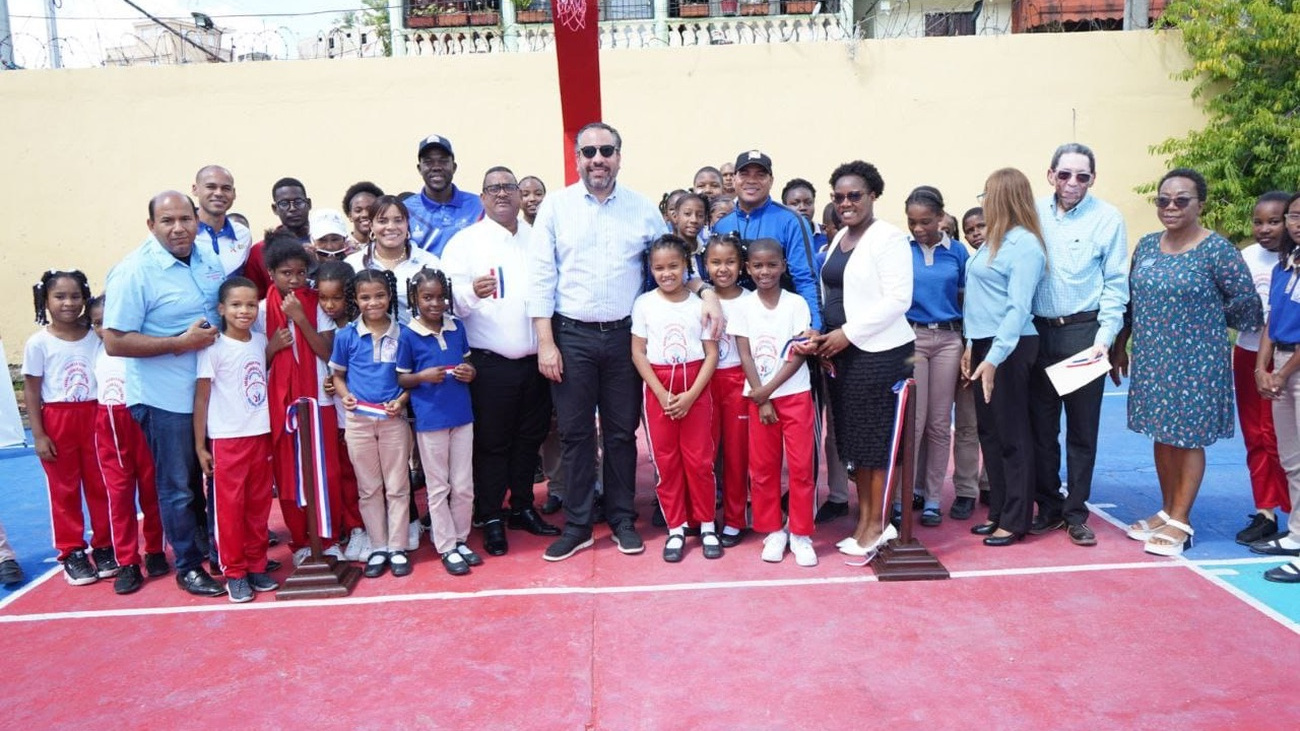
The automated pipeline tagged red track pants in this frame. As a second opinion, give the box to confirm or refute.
[710,366,750,531]
[213,435,273,578]
[95,403,164,567]
[747,391,816,536]
[1233,346,1291,512]
[40,402,111,559]
[644,360,716,529]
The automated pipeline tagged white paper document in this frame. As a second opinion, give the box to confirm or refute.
[1044,347,1110,397]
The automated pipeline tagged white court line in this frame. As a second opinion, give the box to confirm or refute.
[1087,502,1300,635]
[0,565,62,612]
[0,559,1189,625]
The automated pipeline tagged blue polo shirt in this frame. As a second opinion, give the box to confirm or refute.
[907,237,967,324]
[103,235,225,413]
[712,197,822,330]
[395,316,473,432]
[403,187,484,258]
[328,319,403,405]
[1268,263,1300,345]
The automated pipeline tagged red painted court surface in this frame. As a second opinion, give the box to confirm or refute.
[3,390,1299,730]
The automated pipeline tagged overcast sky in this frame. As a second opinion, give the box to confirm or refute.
[5,0,380,67]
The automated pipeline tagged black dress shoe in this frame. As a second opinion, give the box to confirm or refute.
[814,500,849,524]
[700,533,724,560]
[508,507,562,536]
[971,521,998,536]
[1029,515,1065,535]
[983,532,1023,547]
[662,534,685,563]
[176,567,226,597]
[540,494,563,515]
[363,553,389,579]
[483,519,509,556]
[718,530,746,548]
[1264,562,1300,583]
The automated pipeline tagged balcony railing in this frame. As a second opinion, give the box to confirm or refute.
[396,0,851,56]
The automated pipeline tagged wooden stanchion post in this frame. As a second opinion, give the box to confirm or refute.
[277,399,361,600]
[873,378,950,581]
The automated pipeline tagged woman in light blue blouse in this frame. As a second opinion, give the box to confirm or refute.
[962,168,1048,546]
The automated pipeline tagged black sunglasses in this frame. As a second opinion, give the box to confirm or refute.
[1155,196,1195,210]
[579,145,619,159]
[831,191,867,204]
[1054,170,1093,184]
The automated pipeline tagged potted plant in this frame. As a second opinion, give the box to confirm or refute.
[739,0,769,15]
[513,0,549,23]
[469,1,501,24]
[407,0,440,27]
[720,0,739,12]
[433,2,471,25]
[679,0,711,17]
[782,0,817,12]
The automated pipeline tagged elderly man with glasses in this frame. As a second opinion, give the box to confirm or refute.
[1027,142,1129,547]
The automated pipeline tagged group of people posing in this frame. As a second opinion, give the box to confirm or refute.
[16,126,1300,603]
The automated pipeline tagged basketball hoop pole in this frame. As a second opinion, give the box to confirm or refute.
[551,0,603,185]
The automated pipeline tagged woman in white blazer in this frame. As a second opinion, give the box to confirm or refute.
[811,160,915,559]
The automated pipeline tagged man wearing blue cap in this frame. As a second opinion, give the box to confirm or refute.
[403,134,484,257]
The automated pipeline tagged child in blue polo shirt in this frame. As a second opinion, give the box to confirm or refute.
[329,269,413,579]
[395,268,478,577]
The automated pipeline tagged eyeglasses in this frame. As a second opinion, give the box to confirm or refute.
[484,183,520,195]
[274,198,309,211]
[1054,170,1093,184]
[831,191,867,204]
[1284,213,1300,222]
[579,145,619,159]
[1155,196,1195,210]
[316,249,349,260]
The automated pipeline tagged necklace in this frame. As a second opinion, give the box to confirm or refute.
[372,246,407,266]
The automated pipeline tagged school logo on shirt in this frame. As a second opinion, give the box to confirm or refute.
[662,323,689,365]
[63,356,94,402]
[242,359,267,409]
[379,337,398,362]
[753,335,779,379]
[101,376,126,406]
[717,334,734,363]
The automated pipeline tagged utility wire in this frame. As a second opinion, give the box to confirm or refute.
[118,0,224,61]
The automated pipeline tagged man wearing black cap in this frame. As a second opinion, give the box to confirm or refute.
[403,134,485,258]
[712,150,822,331]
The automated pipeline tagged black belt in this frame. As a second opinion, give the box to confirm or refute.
[908,319,962,332]
[1276,342,1298,352]
[471,348,536,361]
[1034,310,1099,328]
[554,313,632,332]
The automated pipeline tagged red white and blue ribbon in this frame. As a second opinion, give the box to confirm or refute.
[353,400,389,419]
[780,336,809,362]
[490,267,505,299]
[880,379,913,529]
[284,397,334,539]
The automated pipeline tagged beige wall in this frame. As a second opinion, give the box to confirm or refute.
[1,29,1201,362]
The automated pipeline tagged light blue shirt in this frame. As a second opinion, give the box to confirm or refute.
[1032,193,1129,347]
[526,181,664,322]
[103,235,226,413]
[964,226,1046,366]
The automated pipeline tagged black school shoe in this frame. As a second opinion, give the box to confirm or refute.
[113,564,144,595]
[1236,513,1279,546]
[0,558,25,588]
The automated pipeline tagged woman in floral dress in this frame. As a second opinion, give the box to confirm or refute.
[1110,168,1263,556]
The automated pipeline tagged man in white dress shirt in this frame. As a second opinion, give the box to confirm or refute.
[442,167,561,556]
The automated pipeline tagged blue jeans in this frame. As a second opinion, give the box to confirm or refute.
[131,405,204,572]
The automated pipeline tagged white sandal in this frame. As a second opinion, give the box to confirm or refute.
[1144,518,1194,557]
[1127,510,1171,541]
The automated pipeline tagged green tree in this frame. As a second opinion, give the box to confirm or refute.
[361,0,392,57]
[1149,0,1300,240]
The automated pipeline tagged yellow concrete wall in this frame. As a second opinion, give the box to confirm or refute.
[1,29,1201,362]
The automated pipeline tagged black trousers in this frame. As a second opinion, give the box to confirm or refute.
[551,316,642,536]
[971,335,1038,536]
[1028,319,1105,526]
[468,350,552,522]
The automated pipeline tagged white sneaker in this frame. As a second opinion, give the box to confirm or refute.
[789,534,818,567]
[407,521,423,551]
[343,528,367,562]
[291,547,311,567]
[761,530,788,563]
[323,544,345,562]
[354,533,373,563]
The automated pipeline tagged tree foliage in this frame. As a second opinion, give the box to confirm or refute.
[1150,0,1300,240]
